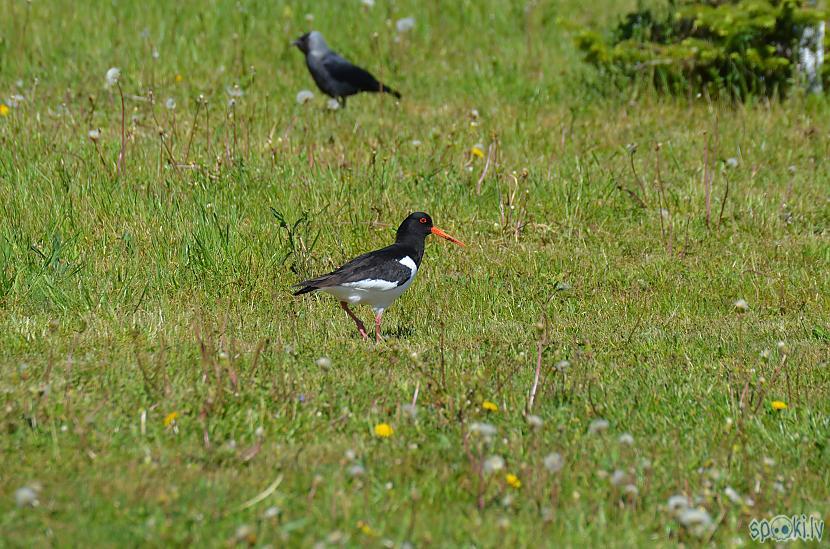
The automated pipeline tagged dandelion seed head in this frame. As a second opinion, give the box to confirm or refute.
[165,97,176,110]
[15,485,39,508]
[348,464,365,477]
[326,98,341,110]
[555,360,570,373]
[226,84,244,98]
[88,129,101,141]
[315,356,332,369]
[469,422,497,437]
[483,455,505,474]
[588,418,609,434]
[734,298,749,313]
[402,403,417,418]
[610,469,626,486]
[152,48,160,60]
[262,506,281,519]
[724,486,742,504]
[105,67,121,87]
[618,432,634,445]
[623,484,638,496]
[8,94,24,108]
[726,157,739,168]
[777,340,787,352]
[759,349,771,361]
[678,508,713,537]
[526,415,544,429]
[667,494,690,514]
[543,452,564,473]
[396,17,416,33]
[361,0,375,7]
[296,90,315,104]
[411,139,422,147]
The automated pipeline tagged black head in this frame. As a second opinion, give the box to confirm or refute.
[396,212,465,246]
[292,32,311,54]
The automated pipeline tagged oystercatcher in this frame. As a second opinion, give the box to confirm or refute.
[293,212,464,342]
[292,31,401,107]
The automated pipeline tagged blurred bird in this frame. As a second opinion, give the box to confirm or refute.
[292,31,401,107]
[293,213,464,342]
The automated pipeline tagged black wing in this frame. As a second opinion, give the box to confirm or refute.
[293,245,412,295]
[322,52,385,92]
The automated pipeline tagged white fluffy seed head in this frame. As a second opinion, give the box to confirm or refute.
[105,67,121,87]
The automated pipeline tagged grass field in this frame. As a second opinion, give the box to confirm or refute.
[1,0,829,546]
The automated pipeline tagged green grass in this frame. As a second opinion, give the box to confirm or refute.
[1,0,829,546]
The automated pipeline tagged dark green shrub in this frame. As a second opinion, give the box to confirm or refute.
[575,0,826,98]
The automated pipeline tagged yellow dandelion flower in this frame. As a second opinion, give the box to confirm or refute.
[0,104,9,117]
[356,520,377,536]
[373,423,394,438]
[771,400,788,411]
[163,411,179,426]
[471,146,485,159]
[174,74,184,83]
[506,473,521,489]
[482,400,498,412]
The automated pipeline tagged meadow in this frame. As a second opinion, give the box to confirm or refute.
[1,0,829,546]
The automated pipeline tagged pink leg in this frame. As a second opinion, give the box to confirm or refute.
[340,302,368,340]
[374,310,384,343]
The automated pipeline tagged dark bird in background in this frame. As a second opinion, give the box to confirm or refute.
[292,31,401,107]
[293,213,464,342]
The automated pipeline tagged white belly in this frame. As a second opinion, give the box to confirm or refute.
[322,257,417,313]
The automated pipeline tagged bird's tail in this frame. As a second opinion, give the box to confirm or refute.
[380,83,401,99]
[292,285,319,296]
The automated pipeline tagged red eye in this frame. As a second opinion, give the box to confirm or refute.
[419,217,427,224]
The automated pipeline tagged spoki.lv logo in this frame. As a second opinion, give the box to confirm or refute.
[749,514,824,543]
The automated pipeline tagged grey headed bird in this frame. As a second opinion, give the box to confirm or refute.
[293,213,464,342]
[292,31,401,107]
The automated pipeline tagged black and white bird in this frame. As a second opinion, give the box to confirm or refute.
[292,31,401,107]
[293,213,464,342]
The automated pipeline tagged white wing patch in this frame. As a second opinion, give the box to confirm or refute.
[399,256,417,277]
[342,278,399,291]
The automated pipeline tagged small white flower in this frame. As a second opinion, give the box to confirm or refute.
[88,129,101,142]
[296,90,315,104]
[469,422,497,437]
[315,356,332,368]
[526,415,544,429]
[152,48,160,60]
[411,139,422,147]
[618,432,634,445]
[667,494,690,514]
[254,426,265,437]
[724,486,742,504]
[105,67,121,88]
[734,299,749,313]
[344,449,357,461]
[483,455,505,474]
[610,469,626,486]
[588,418,609,435]
[543,452,564,473]
[396,17,416,33]
[326,98,341,110]
[165,97,176,110]
[15,486,39,508]
[305,13,314,22]
[726,157,739,168]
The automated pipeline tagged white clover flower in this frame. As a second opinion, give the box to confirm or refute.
[296,90,315,104]
[88,129,101,142]
[588,418,609,435]
[165,97,176,110]
[396,17,416,33]
[105,67,121,88]
[469,422,497,438]
[618,432,634,445]
[482,455,505,474]
[734,299,749,313]
[526,415,544,429]
[315,356,332,368]
[543,452,564,473]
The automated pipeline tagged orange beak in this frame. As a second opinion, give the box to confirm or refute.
[431,226,465,247]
